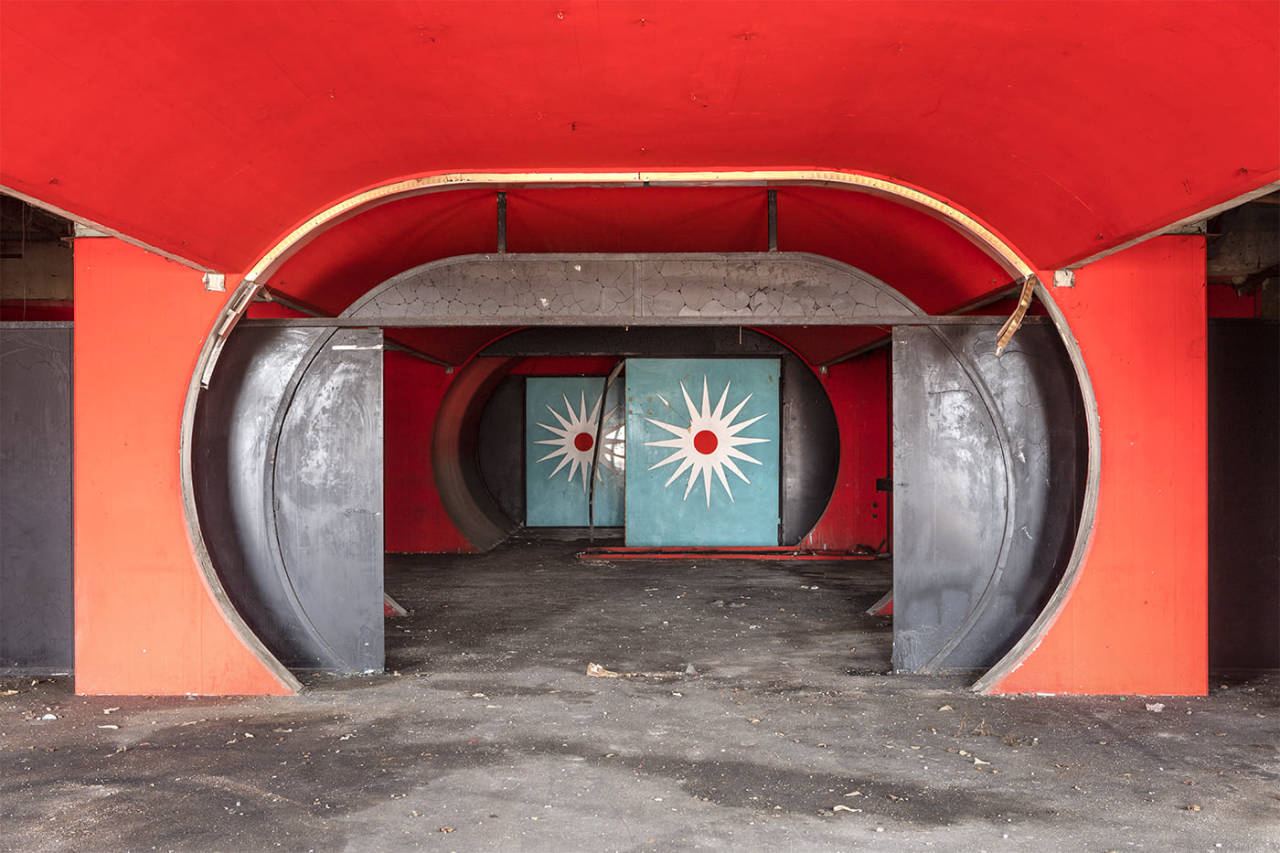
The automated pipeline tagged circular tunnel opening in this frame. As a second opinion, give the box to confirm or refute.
[181,179,1095,696]
[190,251,1088,688]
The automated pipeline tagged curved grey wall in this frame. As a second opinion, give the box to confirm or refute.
[892,323,1085,672]
[193,326,384,673]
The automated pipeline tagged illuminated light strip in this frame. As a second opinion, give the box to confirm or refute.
[243,170,1034,284]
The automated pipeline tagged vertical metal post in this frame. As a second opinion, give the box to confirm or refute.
[767,189,778,252]
[496,191,507,254]
[588,359,626,542]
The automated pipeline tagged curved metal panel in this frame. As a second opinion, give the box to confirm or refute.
[343,253,924,325]
[893,323,1083,672]
[780,353,840,545]
[192,327,331,669]
[271,328,385,673]
[432,357,521,551]
[194,326,384,673]
[477,376,527,525]
[892,329,1008,671]
[972,283,1099,693]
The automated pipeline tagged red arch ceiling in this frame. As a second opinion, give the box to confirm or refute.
[2,1,1276,274]
[251,185,1008,365]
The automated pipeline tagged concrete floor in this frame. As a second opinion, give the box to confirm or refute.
[2,540,1277,852]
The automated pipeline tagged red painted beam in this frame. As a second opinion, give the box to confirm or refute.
[1207,283,1261,319]
[0,299,73,321]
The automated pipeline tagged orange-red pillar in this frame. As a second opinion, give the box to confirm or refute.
[992,235,1208,695]
[74,238,291,695]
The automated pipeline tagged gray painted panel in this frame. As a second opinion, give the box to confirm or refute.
[194,326,385,673]
[346,253,923,325]
[274,328,384,673]
[481,326,791,358]
[780,354,839,545]
[893,324,1081,672]
[193,327,330,668]
[0,326,73,671]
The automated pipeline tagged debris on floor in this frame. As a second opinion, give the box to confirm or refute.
[4,546,1277,852]
[586,662,686,680]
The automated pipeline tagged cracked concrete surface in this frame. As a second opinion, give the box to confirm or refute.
[346,253,922,325]
[1,541,1276,852]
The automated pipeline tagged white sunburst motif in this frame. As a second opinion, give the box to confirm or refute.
[535,390,623,492]
[645,376,770,507]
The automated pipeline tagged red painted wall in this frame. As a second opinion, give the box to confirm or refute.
[507,187,767,253]
[992,236,1208,695]
[802,351,891,551]
[74,239,289,695]
[383,352,474,554]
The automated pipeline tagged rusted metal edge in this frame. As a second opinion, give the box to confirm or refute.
[820,281,1026,368]
[994,274,1038,356]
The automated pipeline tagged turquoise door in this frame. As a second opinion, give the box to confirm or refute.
[525,376,625,527]
[625,358,780,546]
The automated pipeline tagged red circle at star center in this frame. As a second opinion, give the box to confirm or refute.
[574,432,594,452]
[693,429,719,455]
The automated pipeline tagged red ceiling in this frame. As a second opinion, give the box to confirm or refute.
[2,1,1277,276]
[252,184,1010,365]
[266,186,1006,307]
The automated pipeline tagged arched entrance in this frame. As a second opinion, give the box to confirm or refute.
[187,248,1086,685]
